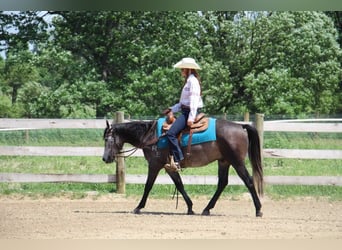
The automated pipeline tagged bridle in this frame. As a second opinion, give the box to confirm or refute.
[118,147,139,158]
[104,128,137,160]
[105,121,157,159]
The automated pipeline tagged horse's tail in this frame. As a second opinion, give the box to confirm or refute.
[242,124,264,197]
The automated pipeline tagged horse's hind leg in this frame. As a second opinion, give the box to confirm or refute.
[234,164,262,217]
[202,160,230,216]
[167,170,194,215]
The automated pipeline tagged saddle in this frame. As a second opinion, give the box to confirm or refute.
[162,112,209,156]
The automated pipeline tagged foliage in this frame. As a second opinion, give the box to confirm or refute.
[244,68,307,115]
[1,50,40,104]
[0,11,341,118]
[204,11,341,115]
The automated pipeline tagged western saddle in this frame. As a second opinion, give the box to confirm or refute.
[162,111,209,156]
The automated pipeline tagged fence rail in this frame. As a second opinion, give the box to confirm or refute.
[1,173,341,186]
[1,146,342,159]
[1,118,342,132]
[0,117,341,187]
[0,118,108,129]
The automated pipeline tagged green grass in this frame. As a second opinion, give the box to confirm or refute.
[1,129,342,149]
[0,156,113,174]
[0,129,103,146]
[0,156,340,177]
[264,131,342,149]
[0,155,341,200]
[0,128,341,200]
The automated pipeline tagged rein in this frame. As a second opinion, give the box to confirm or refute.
[117,147,139,158]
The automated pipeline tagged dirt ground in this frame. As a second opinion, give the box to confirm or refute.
[0,194,341,239]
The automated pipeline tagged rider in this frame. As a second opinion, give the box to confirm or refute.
[163,57,203,171]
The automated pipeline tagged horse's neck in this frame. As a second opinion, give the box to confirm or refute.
[117,122,153,148]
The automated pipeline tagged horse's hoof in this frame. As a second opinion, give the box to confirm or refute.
[133,208,141,214]
[187,210,195,215]
[256,211,263,217]
[201,210,210,216]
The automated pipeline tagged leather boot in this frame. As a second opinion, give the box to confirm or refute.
[164,155,181,172]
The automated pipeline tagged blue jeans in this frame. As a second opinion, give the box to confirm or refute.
[166,109,190,162]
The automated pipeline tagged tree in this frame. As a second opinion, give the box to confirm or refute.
[2,50,39,104]
[50,11,146,84]
[0,11,50,55]
[203,11,341,116]
[0,11,341,118]
[49,11,206,116]
[244,69,307,115]
[325,11,342,49]
[16,81,48,117]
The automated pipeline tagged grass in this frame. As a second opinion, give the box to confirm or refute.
[0,155,341,201]
[1,129,342,149]
[0,128,341,200]
[0,156,340,176]
[1,182,341,202]
[0,156,113,174]
[264,131,342,149]
[0,129,103,146]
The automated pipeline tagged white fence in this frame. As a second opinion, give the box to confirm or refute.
[0,117,341,186]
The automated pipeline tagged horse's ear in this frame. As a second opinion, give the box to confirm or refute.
[106,120,110,128]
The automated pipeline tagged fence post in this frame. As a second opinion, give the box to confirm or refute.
[244,112,250,122]
[254,113,264,164]
[114,111,125,194]
[25,130,30,143]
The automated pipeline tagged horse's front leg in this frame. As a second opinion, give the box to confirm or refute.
[167,170,194,215]
[134,165,161,214]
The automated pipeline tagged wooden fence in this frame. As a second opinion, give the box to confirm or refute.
[1,114,342,190]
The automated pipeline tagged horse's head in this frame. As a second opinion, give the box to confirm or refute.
[102,120,123,163]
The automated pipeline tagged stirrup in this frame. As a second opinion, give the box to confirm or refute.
[164,156,181,172]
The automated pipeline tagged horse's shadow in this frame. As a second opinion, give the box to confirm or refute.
[73,210,225,216]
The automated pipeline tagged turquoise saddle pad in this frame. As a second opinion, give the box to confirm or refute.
[156,117,216,149]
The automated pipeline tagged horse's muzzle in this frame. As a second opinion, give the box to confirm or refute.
[102,156,114,163]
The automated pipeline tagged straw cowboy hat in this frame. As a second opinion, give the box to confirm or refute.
[173,57,201,70]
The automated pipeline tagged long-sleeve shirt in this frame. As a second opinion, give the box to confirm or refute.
[170,74,203,122]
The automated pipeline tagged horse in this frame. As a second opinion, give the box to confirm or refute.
[102,118,264,217]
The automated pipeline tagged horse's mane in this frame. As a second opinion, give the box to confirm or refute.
[114,120,155,147]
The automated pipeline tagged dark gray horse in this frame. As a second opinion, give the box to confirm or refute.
[102,119,264,217]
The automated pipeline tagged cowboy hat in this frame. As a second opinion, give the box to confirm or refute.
[173,57,201,70]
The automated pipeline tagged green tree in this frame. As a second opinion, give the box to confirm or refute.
[49,11,206,117]
[50,11,145,84]
[33,46,92,90]
[34,82,95,118]
[325,11,342,49]
[1,11,341,118]
[204,11,341,116]
[244,69,307,115]
[0,11,50,54]
[16,81,48,117]
[81,81,115,118]
[2,50,39,104]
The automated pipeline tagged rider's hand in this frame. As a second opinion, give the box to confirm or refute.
[187,120,193,127]
[166,111,175,123]
[162,108,171,115]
